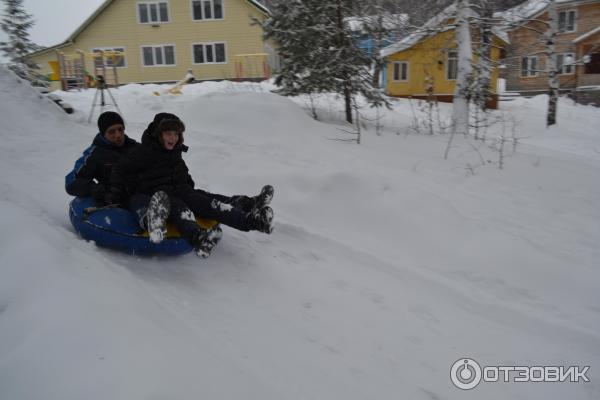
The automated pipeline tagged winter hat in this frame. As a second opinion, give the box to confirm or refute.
[97,111,125,135]
[156,118,186,146]
[152,112,179,126]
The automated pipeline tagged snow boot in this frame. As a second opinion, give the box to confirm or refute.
[247,205,274,234]
[253,185,274,210]
[231,185,274,213]
[147,191,170,244]
[191,225,223,258]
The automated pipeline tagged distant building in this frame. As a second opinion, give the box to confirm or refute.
[500,0,600,105]
[381,6,508,109]
[26,0,275,91]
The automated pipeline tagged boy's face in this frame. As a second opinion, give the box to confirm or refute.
[104,124,125,146]
[161,130,179,150]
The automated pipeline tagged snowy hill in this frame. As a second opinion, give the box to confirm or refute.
[0,67,599,400]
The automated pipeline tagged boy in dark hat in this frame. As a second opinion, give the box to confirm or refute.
[109,113,274,257]
[65,111,138,204]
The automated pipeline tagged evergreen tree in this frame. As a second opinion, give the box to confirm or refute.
[354,1,408,88]
[0,0,44,84]
[262,0,387,124]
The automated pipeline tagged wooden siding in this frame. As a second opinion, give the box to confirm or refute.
[385,29,504,107]
[505,1,600,93]
[29,0,268,89]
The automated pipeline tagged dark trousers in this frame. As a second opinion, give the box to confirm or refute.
[127,193,201,242]
[182,189,251,232]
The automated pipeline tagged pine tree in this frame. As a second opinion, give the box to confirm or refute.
[0,0,45,84]
[262,0,387,124]
[354,1,408,88]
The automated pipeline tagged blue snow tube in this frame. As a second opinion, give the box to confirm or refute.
[69,197,218,256]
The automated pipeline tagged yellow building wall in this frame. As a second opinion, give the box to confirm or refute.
[386,29,504,98]
[29,0,268,88]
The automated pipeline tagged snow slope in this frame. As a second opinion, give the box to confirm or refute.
[1,67,599,400]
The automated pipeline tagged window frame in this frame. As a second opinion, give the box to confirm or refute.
[446,50,458,81]
[137,1,171,24]
[191,42,228,65]
[91,46,127,68]
[392,61,409,82]
[191,0,225,22]
[521,55,539,78]
[558,9,577,33]
[556,52,575,75]
[140,44,177,67]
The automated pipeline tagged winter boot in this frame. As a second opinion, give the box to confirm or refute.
[254,185,274,210]
[247,206,274,234]
[147,191,170,244]
[191,225,223,258]
[231,185,274,212]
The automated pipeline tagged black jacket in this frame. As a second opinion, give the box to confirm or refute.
[110,123,195,197]
[65,133,138,197]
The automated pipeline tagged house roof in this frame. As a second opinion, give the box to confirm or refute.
[496,0,600,27]
[345,14,408,33]
[381,5,508,58]
[573,25,600,43]
[28,0,270,58]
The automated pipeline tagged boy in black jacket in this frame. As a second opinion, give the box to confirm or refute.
[109,113,273,257]
[65,111,138,204]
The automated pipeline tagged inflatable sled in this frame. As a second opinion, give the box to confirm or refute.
[69,197,219,255]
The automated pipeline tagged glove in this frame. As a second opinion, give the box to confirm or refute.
[90,184,107,204]
[104,187,122,205]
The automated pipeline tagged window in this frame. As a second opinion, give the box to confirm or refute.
[556,53,575,74]
[392,61,409,81]
[585,52,600,74]
[192,42,226,64]
[446,50,458,80]
[92,47,126,68]
[521,56,538,77]
[192,0,223,20]
[141,45,176,66]
[558,10,576,33]
[138,1,169,24]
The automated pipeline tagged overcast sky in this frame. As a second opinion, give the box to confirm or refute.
[1,0,106,49]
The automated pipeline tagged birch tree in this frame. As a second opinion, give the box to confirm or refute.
[450,0,474,137]
[545,0,558,127]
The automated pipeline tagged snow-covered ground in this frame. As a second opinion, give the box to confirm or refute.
[0,67,599,399]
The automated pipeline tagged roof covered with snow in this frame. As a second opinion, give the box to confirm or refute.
[573,25,600,43]
[345,14,408,33]
[495,0,599,27]
[381,5,508,58]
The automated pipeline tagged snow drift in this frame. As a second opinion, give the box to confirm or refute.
[0,67,599,399]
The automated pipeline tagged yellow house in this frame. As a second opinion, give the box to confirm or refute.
[382,11,508,109]
[27,0,274,91]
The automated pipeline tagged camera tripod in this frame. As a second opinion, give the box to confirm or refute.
[87,75,123,123]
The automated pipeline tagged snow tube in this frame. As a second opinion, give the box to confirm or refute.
[69,197,219,255]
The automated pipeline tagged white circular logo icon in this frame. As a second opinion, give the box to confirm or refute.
[451,358,482,390]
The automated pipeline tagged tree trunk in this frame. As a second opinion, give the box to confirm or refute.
[451,0,473,137]
[336,0,353,124]
[371,16,384,88]
[477,0,493,111]
[546,0,558,127]
[372,63,382,88]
